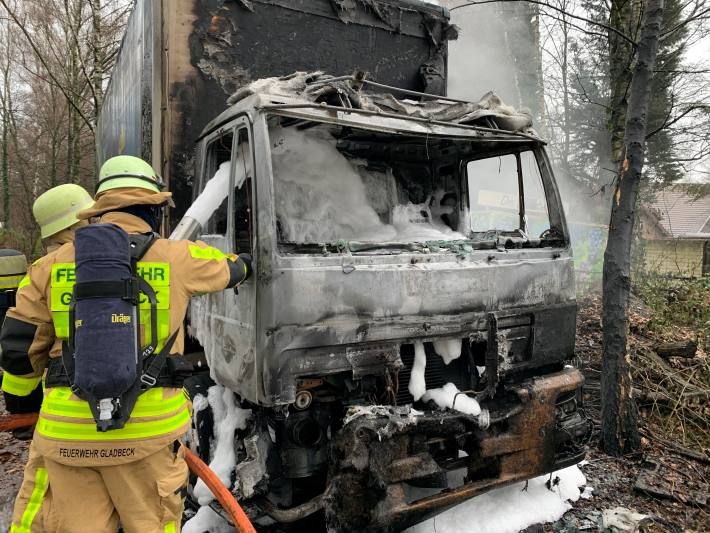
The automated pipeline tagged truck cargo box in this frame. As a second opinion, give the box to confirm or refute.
[97,0,456,221]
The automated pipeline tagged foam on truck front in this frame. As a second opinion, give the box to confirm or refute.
[186,88,589,531]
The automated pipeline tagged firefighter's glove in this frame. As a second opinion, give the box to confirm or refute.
[227,253,253,288]
[2,386,43,415]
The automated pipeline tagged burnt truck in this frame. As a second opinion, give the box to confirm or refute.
[98,1,589,531]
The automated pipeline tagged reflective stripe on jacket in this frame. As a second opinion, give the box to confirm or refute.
[37,387,191,441]
[49,261,171,350]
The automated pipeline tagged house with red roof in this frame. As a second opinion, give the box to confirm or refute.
[642,185,710,278]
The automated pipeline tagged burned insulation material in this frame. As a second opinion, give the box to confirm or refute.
[230,71,535,133]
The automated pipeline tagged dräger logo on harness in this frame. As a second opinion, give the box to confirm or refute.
[111,313,131,324]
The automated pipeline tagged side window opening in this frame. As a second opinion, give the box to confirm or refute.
[204,131,233,236]
[520,151,551,237]
[466,150,551,236]
[467,153,520,233]
[233,128,253,253]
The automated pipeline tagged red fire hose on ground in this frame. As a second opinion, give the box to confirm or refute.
[0,413,257,533]
[0,412,38,431]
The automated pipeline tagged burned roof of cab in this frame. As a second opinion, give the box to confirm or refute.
[216,72,541,141]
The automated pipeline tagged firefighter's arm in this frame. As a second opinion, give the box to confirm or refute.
[181,241,253,295]
[226,253,252,288]
[0,264,54,413]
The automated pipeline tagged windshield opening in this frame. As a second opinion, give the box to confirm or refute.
[268,116,558,251]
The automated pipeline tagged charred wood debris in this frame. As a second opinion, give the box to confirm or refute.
[569,293,709,532]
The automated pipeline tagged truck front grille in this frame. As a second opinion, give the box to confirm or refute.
[397,341,470,405]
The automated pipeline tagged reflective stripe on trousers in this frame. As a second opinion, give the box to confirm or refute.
[1,372,42,396]
[36,387,191,441]
[10,467,48,533]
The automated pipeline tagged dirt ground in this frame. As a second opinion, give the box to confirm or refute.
[559,293,709,533]
[1,295,707,532]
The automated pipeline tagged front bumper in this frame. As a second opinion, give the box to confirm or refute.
[325,367,588,532]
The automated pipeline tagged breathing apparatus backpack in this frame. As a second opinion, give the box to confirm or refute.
[63,223,180,432]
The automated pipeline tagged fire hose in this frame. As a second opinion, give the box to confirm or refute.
[0,412,38,431]
[0,413,257,533]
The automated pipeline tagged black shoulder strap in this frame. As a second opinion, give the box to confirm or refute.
[128,232,181,390]
[130,232,160,359]
[129,232,159,264]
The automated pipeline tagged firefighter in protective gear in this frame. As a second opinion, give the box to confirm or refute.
[1,184,94,532]
[0,249,29,411]
[2,184,93,417]
[1,155,252,533]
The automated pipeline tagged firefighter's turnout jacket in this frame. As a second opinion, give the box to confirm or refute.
[0,211,248,465]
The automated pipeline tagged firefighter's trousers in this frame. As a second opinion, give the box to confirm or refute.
[11,442,188,533]
[10,440,47,533]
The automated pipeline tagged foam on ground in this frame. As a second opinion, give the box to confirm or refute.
[405,465,587,533]
[182,505,234,533]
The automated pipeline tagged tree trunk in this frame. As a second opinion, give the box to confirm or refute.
[65,0,83,183]
[1,57,10,230]
[601,0,665,456]
[90,0,104,117]
[608,0,643,165]
[1,103,8,229]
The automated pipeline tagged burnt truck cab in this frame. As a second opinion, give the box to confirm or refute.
[187,80,588,531]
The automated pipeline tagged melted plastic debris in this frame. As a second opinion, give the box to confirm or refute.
[182,505,233,533]
[422,382,481,416]
[432,338,462,365]
[406,465,587,533]
[192,385,252,506]
[602,507,650,531]
[408,340,427,401]
[343,404,420,427]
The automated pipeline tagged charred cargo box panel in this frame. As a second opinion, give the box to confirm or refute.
[97,0,455,222]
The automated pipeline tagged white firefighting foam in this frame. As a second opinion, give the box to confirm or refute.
[422,382,481,416]
[406,464,588,533]
[183,148,250,232]
[432,338,462,364]
[408,339,479,415]
[408,341,427,401]
[191,386,251,506]
[270,126,467,243]
[183,161,231,229]
[182,505,234,533]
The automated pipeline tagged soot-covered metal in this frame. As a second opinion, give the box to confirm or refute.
[171,0,455,220]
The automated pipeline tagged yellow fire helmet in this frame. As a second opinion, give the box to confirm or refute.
[33,184,95,239]
[0,249,27,290]
[96,155,164,195]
